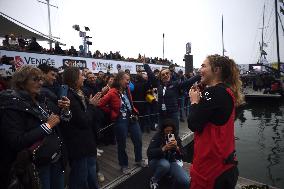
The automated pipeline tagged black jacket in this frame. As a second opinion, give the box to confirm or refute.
[132,77,151,115]
[147,132,183,162]
[61,89,97,160]
[83,82,100,98]
[0,90,51,188]
[144,64,200,114]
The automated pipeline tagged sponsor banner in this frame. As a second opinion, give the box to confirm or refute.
[0,50,185,75]
[63,59,87,69]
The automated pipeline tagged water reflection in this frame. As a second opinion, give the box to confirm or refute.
[235,100,284,188]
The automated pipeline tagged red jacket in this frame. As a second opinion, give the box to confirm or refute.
[98,87,138,121]
[190,88,237,189]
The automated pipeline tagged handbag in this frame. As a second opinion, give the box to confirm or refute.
[8,150,41,189]
[31,132,62,166]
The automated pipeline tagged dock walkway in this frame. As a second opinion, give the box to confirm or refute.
[97,121,279,189]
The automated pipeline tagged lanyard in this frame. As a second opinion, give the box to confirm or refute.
[119,92,132,114]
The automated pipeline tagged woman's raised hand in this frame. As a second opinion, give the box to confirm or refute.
[89,92,102,106]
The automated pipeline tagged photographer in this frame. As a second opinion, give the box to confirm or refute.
[98,71,143,174]
[147,118,189,189]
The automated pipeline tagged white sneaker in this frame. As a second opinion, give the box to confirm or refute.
[97,148,104,153]
[97,172,105,183]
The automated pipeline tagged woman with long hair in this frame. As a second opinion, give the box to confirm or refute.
[61,67,101,189]
[188,54,244,189]
[98,71,143,174]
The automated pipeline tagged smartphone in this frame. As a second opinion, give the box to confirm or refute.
[59,85,68,98]
[167,133,175,142]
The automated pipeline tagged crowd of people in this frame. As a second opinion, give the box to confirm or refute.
[1,34,174,65]
[0,54,243,189]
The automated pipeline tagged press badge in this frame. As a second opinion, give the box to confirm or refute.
[161,103,167,111]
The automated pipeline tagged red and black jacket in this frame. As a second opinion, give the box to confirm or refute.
[187,83,237,189]
[98,87,138,121]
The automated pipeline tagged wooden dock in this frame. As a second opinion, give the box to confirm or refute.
[97,121,279,189]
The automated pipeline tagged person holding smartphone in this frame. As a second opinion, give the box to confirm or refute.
[0,65,61,189]
[38,63,71,189]
[147,118,189,189]
[62,67,101,189]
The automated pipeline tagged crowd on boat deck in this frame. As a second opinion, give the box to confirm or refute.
[1,34,174,66]
[0,54,242,189]
[241,72,283,94]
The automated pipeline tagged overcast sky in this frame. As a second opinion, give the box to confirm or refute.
[0,0,283,67]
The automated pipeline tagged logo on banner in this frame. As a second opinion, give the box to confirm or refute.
[15,56,24,69]
[91,61,113,71]
[92,61,97,70]
[63,59,87,69]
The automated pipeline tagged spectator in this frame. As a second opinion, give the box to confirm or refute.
[68,46,78,56]
[132,73,151,133]
[143,63,200,135]
[98,71,143,174]
[27,37,42,52]
[96,71,105,91]
[61,67,101,189]
[8,34,19,50]
[54,42,65,55]
[83,72,99,97]
[38,63,71,189]
[147,118,189,189]
[2,34,10,48]
[0,65,61,189]
[18,35,26,50]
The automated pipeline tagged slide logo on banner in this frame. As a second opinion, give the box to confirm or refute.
[63,59,87,69]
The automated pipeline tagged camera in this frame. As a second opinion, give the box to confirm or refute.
[129,114,138,123]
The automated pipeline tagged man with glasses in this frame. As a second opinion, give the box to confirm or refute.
[143,64,200,135]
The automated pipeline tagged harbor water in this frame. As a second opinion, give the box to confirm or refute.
[235,99,284,188]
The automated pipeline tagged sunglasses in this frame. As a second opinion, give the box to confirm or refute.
[161,72,170,77]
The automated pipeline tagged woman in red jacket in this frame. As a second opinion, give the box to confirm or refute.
[98,71,143,174]
[188,54,244,189]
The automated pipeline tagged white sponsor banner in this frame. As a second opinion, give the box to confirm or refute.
[0,50,185,76]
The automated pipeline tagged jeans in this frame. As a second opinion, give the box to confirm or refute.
[159,112,180,135]
[149,159,190,189]
[179,96,185,119]
[114,115,142,167]
[150,102,159,128]
[69,156,98,189]
[38,161,64,189]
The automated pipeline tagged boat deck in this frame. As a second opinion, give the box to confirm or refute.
[243,87,282,98]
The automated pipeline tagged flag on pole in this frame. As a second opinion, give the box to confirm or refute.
[281,6,284,15]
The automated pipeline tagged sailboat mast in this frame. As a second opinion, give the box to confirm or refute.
[222,15,225,56]
[275,0,281,77]
[47,0,52,50]
[261,5,265,57]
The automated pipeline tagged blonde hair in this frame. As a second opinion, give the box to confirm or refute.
[11,65,42,90]
[207,54,244,107]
